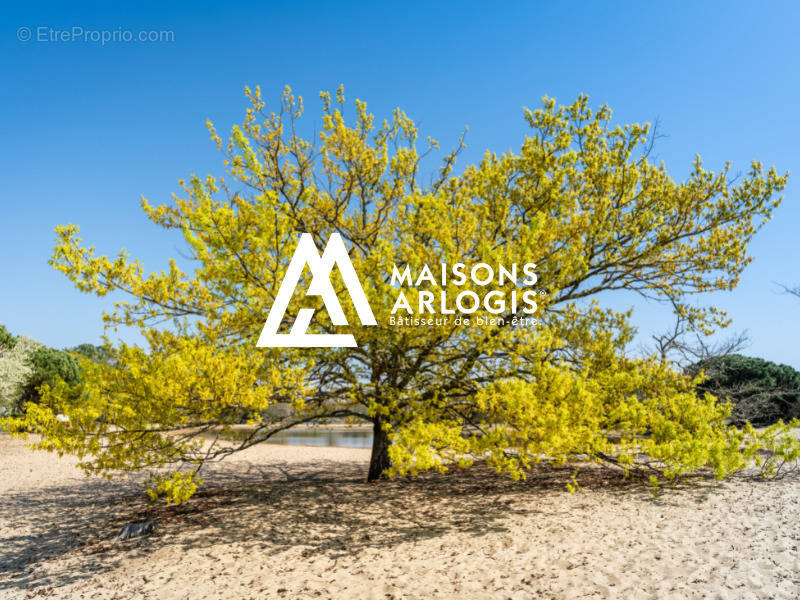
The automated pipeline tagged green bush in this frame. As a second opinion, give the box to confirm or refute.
[689,355,800,426]
[17,347,81,412]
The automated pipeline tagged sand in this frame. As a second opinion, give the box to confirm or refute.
[1,433,799,599]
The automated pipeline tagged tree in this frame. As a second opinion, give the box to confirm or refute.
[688,355,800,426]
[643,308,751,370]
[17,347,81,411]
[780,283,800,300]
[68,343,114,365]
[7,87,798,502]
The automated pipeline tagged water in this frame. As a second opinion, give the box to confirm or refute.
[264,428,373,448]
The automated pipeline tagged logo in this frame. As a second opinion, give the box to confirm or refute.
[256,233,376,347]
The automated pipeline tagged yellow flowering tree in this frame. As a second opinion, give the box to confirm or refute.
[8,86,798,502]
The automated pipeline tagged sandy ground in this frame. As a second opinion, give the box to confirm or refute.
[1,434,799,599]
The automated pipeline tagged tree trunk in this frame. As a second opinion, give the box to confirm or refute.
[367,416,391,482]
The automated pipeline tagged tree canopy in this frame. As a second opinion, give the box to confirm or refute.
[7,86,798,502]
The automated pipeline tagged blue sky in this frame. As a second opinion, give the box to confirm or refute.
[2,1,799,368]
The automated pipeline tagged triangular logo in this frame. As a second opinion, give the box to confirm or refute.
[256,233,376,347]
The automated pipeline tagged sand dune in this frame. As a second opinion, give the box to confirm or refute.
[1,433,799,599]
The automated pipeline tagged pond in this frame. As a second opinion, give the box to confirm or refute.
[264,428,374,448]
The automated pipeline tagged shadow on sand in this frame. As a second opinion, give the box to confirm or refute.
[0,456,725,595]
